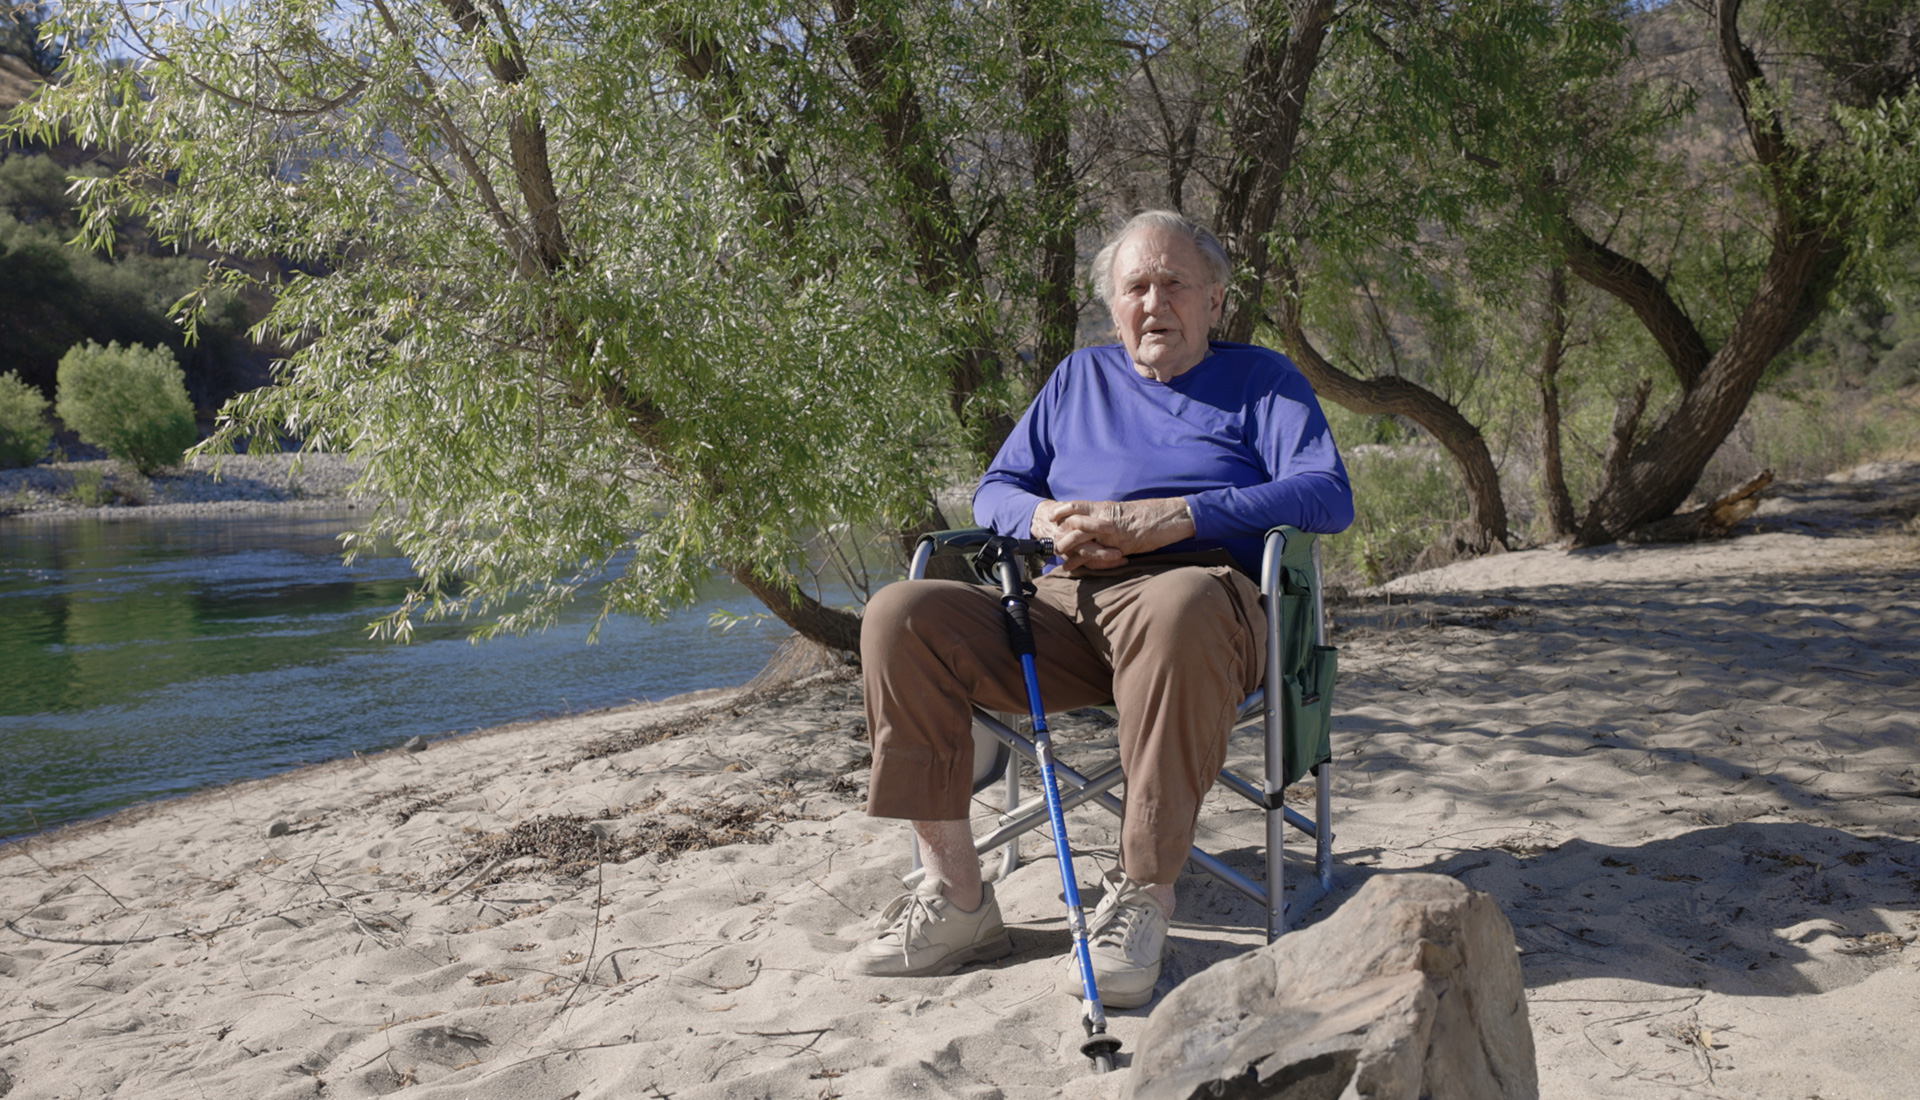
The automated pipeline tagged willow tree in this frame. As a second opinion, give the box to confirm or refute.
[16,0,1119,649]
[1266,0,1670,551]
[1556,0,1920,544]
[1279,0,1918,548]
[1132,0,1917,551]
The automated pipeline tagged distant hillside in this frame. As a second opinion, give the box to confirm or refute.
[0,55,35,110]
[1,54,283,416]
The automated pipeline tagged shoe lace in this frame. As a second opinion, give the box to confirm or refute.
[1088,891,1150,953]
[875,892,944,960]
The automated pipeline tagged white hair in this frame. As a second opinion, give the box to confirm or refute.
[1090,210,1231,306]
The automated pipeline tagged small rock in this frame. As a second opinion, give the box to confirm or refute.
[403,736,429,753]
[266,821,292,838]
[1125,873,1538,1100]
[0,1065,14,1097]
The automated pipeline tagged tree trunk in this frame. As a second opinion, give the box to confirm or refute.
[1018,0,1080,391]
[728,564,864,654]
[1569,0,1850,545]
[1207,0,1511,551]
[1275,265,1511,551]
[1215,0,1338,344]
[833,0,1014,460]
[1572,226,1840,545]
[1534,267,1577,539]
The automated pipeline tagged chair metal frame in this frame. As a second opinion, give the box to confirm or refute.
[902,526,1333,942]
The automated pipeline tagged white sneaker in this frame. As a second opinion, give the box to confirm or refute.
[846,878,1013,978]
[1059,869,1167,1009]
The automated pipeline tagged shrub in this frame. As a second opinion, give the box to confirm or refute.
[0,370,53,467]
[61,462,150,507]
[64,465,110,506]
[1319,444,1470,587]
[54,341,198,473]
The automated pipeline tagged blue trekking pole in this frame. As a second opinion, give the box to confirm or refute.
[974,536,1123,1074]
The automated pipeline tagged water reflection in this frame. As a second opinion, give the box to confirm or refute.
[0,510,840,838]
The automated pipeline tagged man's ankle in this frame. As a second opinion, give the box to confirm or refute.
[1141,880,1175,918]
[943,882,984,912]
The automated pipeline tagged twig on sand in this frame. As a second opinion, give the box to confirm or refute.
[0,1001,102,1050]
[2,895,364,946]
[588,945,662,985]
[737,1026,832,1059]
[677,957,762,993]
[4,861,494,946]
[434,855,511,905]
[310,870,397,945]
[808,877,863,919]
[476,1037,641,1078]
[556,838,608,1016]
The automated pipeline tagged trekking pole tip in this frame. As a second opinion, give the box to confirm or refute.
[1080,1016,1123,1074]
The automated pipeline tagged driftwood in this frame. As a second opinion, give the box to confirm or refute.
[1621,470,1773,545]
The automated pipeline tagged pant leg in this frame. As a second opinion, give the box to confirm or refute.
[862,579,1114,822]
[1041,566,1265,885]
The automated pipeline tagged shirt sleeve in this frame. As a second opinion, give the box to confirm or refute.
[1183,371,1355,537]
[972,369,1061,537]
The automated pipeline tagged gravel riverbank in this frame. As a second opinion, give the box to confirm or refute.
[0,452,372,521]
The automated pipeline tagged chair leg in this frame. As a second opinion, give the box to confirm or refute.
[1316,761,1334,892]
[997,757,1021,881]
[1265,799,1286,943]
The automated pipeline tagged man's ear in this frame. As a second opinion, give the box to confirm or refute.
[1208,283,1225,325]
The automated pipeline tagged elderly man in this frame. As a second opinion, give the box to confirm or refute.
[851,210,1353,1007]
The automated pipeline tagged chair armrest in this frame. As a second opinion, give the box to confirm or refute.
[909,527,995,582]
[915,527,994,555]
[1260,526,1320,593]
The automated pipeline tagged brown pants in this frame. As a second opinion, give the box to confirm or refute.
[861,562,1265,885]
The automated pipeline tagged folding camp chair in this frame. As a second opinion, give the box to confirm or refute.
[901,525,1337,942]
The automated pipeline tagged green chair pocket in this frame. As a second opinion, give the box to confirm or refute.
[1281,644,1338,786]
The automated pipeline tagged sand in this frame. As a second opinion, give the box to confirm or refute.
[3,462,1917,1099]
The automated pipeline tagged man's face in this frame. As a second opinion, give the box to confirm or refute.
[1107,226,1226,381]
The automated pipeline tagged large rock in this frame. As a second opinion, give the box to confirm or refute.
[1125,873,1536,1100]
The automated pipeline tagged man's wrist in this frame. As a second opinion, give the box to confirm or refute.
[1154,497,1196,544]
[1030,499,1058,539]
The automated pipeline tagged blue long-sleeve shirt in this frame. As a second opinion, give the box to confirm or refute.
[974,342,1354,575]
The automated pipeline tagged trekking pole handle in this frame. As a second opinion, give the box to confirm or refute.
[975,536,1054,659]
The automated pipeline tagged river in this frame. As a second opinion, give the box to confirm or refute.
[0,509,849,840]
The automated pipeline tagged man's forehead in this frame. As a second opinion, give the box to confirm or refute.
[1114,229,1206,275]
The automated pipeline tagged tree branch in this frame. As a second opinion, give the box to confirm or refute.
[659,21,809,243]
[1560,215,1713,391]
[1714,0,1789,174]
[1216,0,1339,342]
[830,0,1012,456]
[1272,262,1509,549]
[440,0,571,277]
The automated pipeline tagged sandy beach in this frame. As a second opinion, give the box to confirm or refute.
[2,462,1917,1099]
